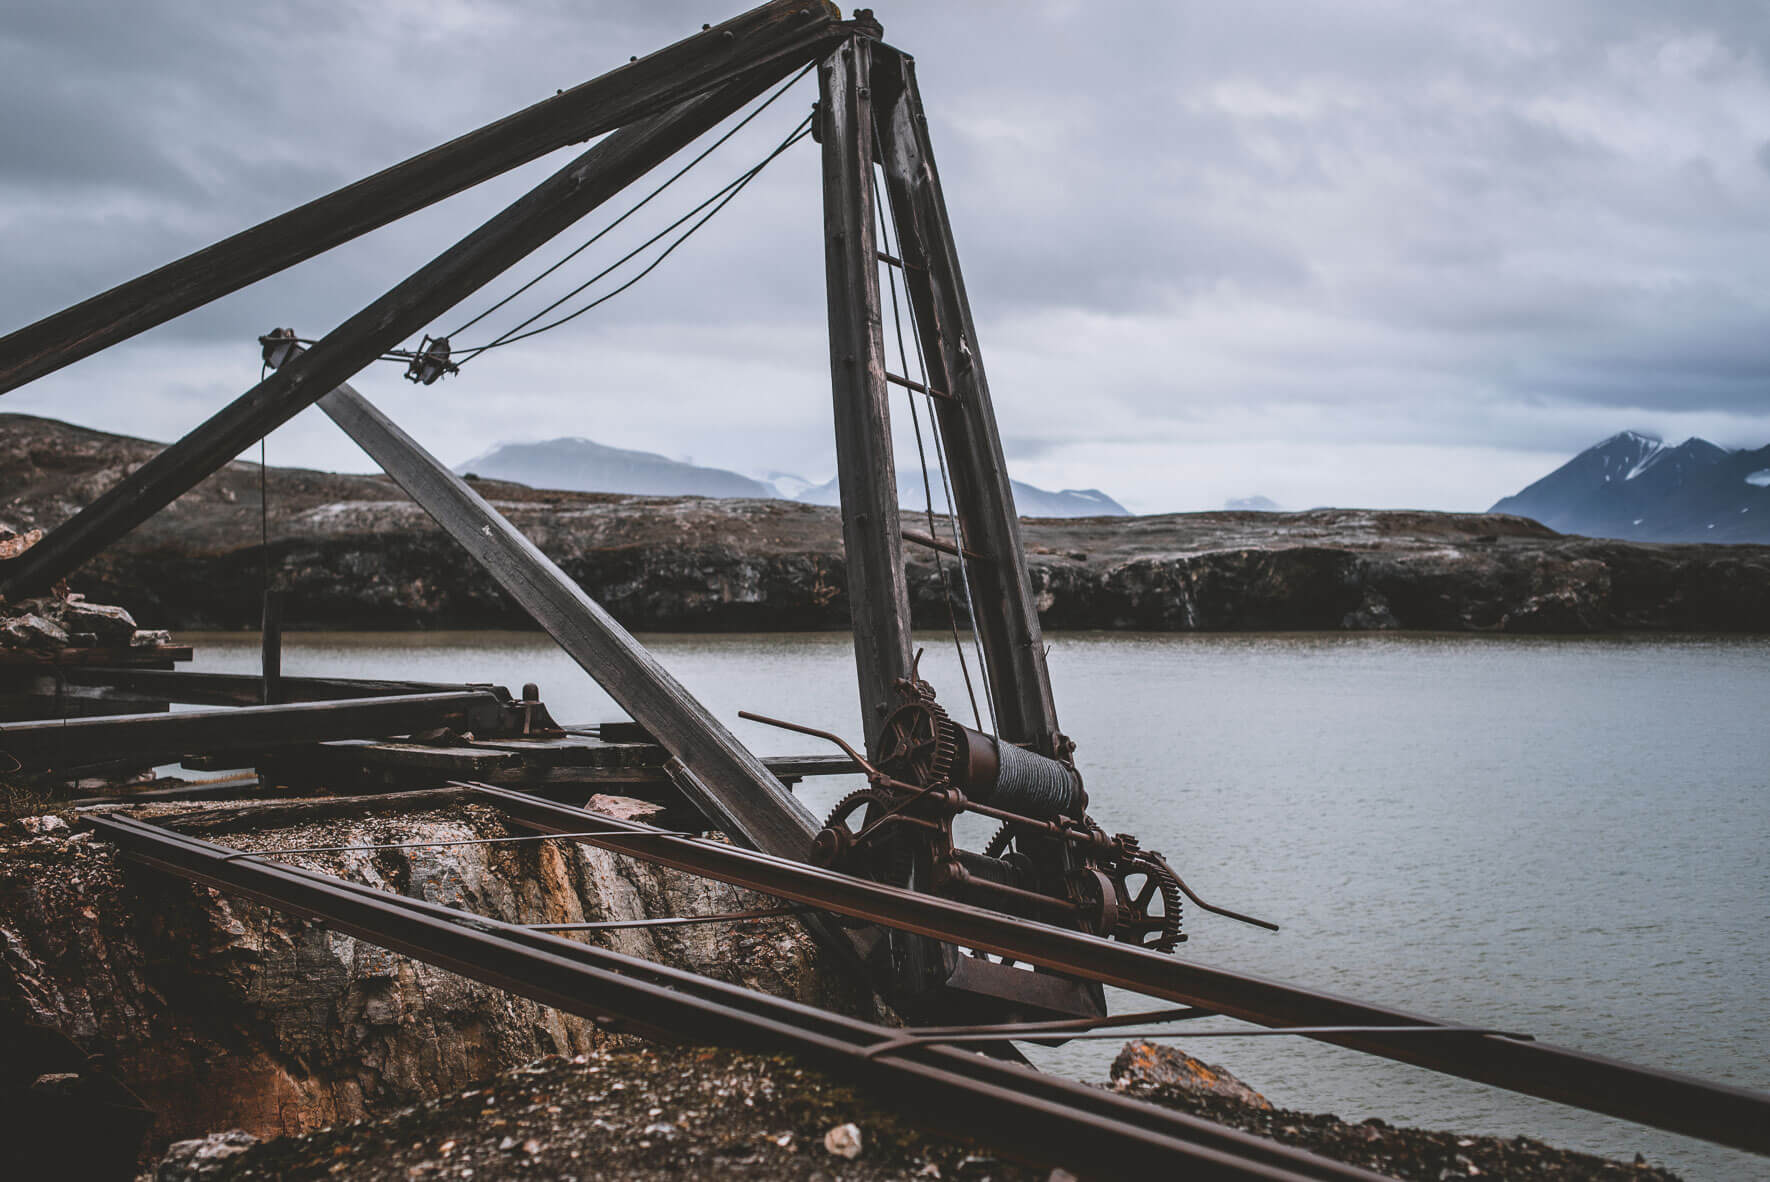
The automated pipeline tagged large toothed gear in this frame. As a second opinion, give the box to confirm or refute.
[876,696,961,788]
[1114,850,1185,952]
[813,787,915,891]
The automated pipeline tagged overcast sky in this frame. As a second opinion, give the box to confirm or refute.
[4,1,1768,513]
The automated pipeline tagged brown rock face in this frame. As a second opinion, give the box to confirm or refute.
[0,800,877,1149]
[5,412,1768,633]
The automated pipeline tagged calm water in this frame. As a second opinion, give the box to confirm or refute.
[183,630,1770,1180]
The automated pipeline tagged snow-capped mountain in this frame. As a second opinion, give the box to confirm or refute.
[794,473,1129,518]
[457,438,773,499]
[456,438,1130,515]
[1490,432,1770,543]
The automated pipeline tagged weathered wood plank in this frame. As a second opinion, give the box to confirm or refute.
[314,378,819,858]
[0,691,505,774]
[59,667,470,707]
[820,33,914,753]
[0,1,844,395]
[870,45,1063,756]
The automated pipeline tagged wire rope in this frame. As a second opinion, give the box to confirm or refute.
[870,167,997,738]
[443,63,815,342]
[455,114,813,363]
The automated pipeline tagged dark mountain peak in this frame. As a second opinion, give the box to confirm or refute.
[1492,431,1767,543]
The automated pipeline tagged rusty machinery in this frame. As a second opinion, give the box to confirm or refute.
[745,665,1275,1020]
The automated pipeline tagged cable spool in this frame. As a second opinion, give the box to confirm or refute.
[988,738,1083,818]
[876,698,1083,819]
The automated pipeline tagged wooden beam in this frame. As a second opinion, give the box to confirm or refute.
[870,45,1062,757]
[0,73,787,599]
[901,528,983,562]
[311,373,819,859]
[820,34,914,753]
[0,1,844,396]
[0,691,504,774]
[58,667,471,706]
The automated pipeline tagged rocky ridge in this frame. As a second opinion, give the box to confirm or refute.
[4,412,1768,632]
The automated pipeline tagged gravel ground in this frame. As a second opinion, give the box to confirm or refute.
[151,1042,1681,1182]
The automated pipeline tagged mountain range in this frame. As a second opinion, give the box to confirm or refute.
[459,437,1129,518]
[792,474,1127,518]
[1491,432,1770,544]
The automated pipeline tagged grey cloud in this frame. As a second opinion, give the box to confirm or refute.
[4,0,1769,514]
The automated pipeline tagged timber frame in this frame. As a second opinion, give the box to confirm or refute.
[6,6,1770,1164]
[0,2,1078,1016]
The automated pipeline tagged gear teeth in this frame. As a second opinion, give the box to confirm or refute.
[823,787,891,832]
[820,787,914,889]
[982,820,1015,860]
[1144,852,1185,952]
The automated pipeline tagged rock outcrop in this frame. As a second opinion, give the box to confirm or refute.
[0,796,878,1153]
[5,412,1769,632]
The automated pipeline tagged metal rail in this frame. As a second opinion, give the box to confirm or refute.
[469,782,1770,1155]
[87,812,1383,1182]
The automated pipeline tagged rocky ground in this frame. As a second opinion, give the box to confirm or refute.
[5,412,1768,632]
[147,1040,1681,1182]
[0,798,1689,1181]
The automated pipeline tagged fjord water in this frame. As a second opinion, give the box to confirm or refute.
[184,630,1770,1179]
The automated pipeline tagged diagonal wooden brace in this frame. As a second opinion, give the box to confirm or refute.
[0,73,794,599]
[0,1,845,396]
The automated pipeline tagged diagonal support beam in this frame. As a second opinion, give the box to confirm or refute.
[0,73,792,599]
[870,45,1062,756]
[309,370,817,858]
[0,1,843,396]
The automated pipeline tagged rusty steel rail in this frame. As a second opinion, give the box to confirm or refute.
[466,782,1770,1156]
[87,811,1385,1182]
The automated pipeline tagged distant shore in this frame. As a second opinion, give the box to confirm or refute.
[6,412,1769,634]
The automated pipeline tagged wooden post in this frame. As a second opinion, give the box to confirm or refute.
[259,589,284,706]
[0,73,790,599]
[0,1,844,396]
[870,46,1062,757]
[820,33,914,754]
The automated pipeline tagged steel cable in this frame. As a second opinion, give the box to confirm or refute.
[443,63,815,342]
[454,113,813,362]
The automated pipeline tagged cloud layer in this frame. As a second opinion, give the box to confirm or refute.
[4,0,1768,512]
